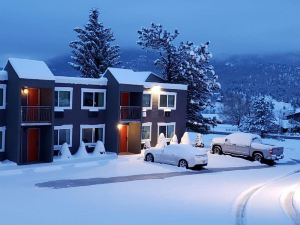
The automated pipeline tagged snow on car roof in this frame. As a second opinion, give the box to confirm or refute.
[8,58,55,81]
[228,132,260,146]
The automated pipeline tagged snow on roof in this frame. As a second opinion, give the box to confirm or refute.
[0,70,8,80]
[8,58,55,81]
[107,67,188,90]
[55,76,107,85]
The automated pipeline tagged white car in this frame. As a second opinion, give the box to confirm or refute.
[144,144,208,168]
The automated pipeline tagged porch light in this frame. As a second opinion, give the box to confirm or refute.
[117,124,123,130]
[22,87,29,95]
[151,85,161,94]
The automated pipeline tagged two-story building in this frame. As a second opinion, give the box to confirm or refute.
[0,58,187,165]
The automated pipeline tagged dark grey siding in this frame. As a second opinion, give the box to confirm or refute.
[142,88,187,146]
[53,83,107,154]
[0,79,7,160]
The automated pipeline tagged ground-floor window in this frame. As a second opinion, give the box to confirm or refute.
[80,124,105,146]
[157,122,176,140]
[141,122,152,143]
[0,126,6,152]
[54,125,72,150]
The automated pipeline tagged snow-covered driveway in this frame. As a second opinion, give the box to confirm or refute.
[0,134,299,225]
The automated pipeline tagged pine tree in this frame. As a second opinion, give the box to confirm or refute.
[69,9,120,78]
[137,24,220,132]
[239,96,277,135]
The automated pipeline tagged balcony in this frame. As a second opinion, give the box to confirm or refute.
[21,106,52,124]
[120,106,141,121]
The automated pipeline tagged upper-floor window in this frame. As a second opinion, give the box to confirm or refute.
[0,126,6,152]
[54,125,73,150]
[55,87,73,111]
[142,92,152,110]
[159,92,176,110]
[157,122,175,140]
[0,84,6,109]
[81,88,106,110]
[141,122,152,143]
[80,124,105,146]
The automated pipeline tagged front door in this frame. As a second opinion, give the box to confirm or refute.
[27,128,39,162]
[119,125,128,153]
[28,88,39,106]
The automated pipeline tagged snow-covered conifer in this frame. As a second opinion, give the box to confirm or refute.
[156,133,167,148]
[170,134,178,144]
[194,133,204,148]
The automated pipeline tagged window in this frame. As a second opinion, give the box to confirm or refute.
[0,84,6,109]
[81,88,106,110]
[141,122,152,143]
[54,87,73,111]
[157,122,175,140]
[54,125,73,149]
[0,127,5,152]
[159,92,176,109]
[142,92,152,109]
[80,124,105,146]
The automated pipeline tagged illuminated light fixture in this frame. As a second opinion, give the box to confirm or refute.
[22,87,29,95]
[117,124,123,130]
[151,85,161,94]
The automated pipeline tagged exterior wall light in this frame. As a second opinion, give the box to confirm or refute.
[151,85,161,94]
[22,87,29,95]
[117,124,123,130]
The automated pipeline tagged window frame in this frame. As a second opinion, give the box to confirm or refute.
[142,91,152,110]
[157,122,176,141]
[80,124,105,147]
[53,125,73,150]
[0,84,6,110]
[0,126,6,152]
[158,91,177,110]
[54,87,73,111]
[81,88,106,111]
[141,122,152,143]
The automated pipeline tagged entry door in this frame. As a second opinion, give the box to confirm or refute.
[119,125,128,153]
[28,88,39,106]
[27,128,40,162]
[120,93,129,106]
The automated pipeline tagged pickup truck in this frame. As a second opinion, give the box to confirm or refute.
[211,132,284,164]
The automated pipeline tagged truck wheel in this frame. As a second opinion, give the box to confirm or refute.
[253,152,264,162]
[145,153,154,162]
[213,146,222,155]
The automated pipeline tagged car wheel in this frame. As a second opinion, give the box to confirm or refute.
[145,153,154,162]
[178,159,188,168]
[213,145,222,155]
[253,152,264,163]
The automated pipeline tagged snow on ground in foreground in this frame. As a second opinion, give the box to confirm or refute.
[0,134,299,225]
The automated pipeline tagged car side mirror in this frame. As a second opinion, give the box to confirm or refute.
[225,138,228,142]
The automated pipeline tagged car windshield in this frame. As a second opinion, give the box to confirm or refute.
[252,137,262,144]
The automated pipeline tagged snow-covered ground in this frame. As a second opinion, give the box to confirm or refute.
[0,134,299,225]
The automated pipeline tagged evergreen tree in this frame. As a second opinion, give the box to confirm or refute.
[137,23,220,132]
[69,9,120,78]
[239,96,277,135]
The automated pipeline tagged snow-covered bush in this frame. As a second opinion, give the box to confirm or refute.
[143,140,151,149]
[75,141,89,158]
[59,143,72,160]
[180,132,193,145]
[156,133,167,148]
[170,134,178,144]
[194,133,204,148]
[92,140,106,156]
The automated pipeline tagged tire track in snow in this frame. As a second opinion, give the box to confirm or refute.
[280,183,300,225]
[234,169,300,225]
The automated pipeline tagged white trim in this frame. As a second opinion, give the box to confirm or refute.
[80,124,105,147]
[81,88,106,111]
[0,126,6,152]
[54,87,73,111]
[158,91,177,110]
[144,82,187,91]
[157,122,176,141]
[0,84,6,109]
[141,122,152,143]
[55,76,107,85]
[54,125,73,150]
[21,123,51,126]
[142,91,152,110]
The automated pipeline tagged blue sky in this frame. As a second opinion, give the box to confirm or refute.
[0,0,300,65]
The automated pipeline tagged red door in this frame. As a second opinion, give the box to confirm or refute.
[28,88,39,106]
[27,128,39,162]
[120,93,129,106]
[119,125,128,153]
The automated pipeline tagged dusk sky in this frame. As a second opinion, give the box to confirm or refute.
[0,0,300,65]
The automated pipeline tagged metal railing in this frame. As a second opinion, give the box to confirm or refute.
[21,106,52,123]
[120,106,141,121]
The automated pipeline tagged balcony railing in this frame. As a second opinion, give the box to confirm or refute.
[21,106,52,124]
[120,106,141,121]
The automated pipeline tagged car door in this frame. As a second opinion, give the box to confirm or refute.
[222,138,236,153]
[160,148,174,165]
[234,144,250,156]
